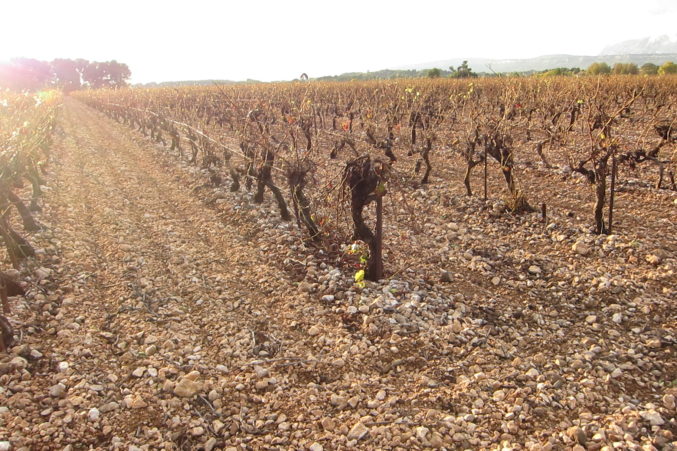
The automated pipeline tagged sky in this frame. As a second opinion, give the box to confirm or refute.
[1,0,675,83]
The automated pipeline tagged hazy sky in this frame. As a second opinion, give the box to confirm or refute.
[1,0,675,83]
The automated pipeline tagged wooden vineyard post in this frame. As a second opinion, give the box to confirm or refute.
[608,151,617,234]
[372,193,384,281]
[483,145,488,201]
[0,276,9,314]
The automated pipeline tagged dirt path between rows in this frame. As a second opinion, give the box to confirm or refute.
[4,99,327,449]
[1,99,675,450]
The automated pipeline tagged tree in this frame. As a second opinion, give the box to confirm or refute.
[450,61,476,78]
[540,67,580,77]
[426,68,442,78]
[51,58,83,91]
[640,63,659,76]
[0,58,52,91]
[82,62,106,89]
[612,63,639,75]
[0,58,131,91]
[102,60,131,88]
[658,61,677,75]
[587,62,611,75]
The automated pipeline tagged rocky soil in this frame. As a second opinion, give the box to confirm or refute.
[0,99,675,450]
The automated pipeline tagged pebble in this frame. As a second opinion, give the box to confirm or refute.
[9,357,28,370]
[309,443,323,451]
[254,366,269,378]
[416,426,430,441]
[204,438,217,451]
[567,426,587,445]
[572,241,591,256]
[100,402,119,413]
[528,265,541,275]
[88,408,100,421]
[174,375,202,398]
[347,421,369,440]
[35,267,52,281]
[49,383,66,398]
[308,326,320,336]
[123,395,148,409]
[321,417,336,431]
[645,254,662,265]
[640,409,664,426]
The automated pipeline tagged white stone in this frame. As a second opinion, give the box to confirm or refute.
[49,383,66,398]
[572,242,591,256]
[88,408,100,421]
[347,421,369,440]
[416,426,430,441]
[640,409,664,426]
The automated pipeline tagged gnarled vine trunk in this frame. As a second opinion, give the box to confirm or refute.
[344,156,387,281]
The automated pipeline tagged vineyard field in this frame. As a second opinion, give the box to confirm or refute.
[0,77,675,449]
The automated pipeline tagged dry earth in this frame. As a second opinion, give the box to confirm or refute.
[0,99,675,450]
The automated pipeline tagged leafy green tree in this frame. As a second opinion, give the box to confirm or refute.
[450,61,476,78]
[426,68,442,78]
[587,62,611,75]
[640,63,659,75]
[612,63,639,75]
[539,67,581,77]
[658,61,677,75]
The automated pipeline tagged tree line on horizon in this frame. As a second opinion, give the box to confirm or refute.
[0,58,131,92]
[316,60,677,82]
[424,61,677,78]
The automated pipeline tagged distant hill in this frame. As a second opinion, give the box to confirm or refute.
[600,34,677,55]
